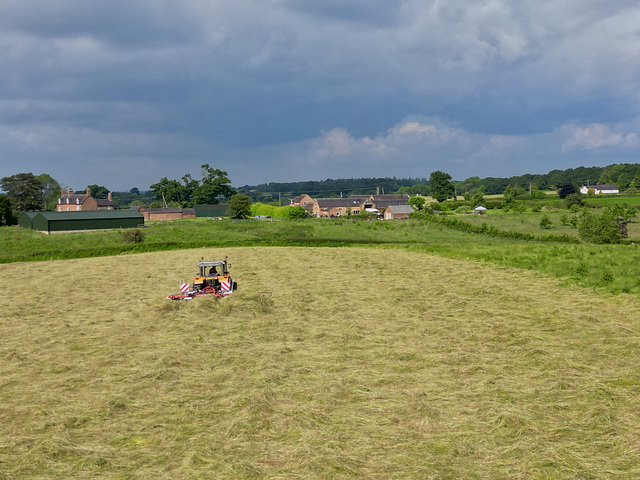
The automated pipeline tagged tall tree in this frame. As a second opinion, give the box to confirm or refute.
[0,172,44,212]
[191,164,235,205]
[557,183,577,199]
[35,173,61,210]
[150,177,188,206]
[229,193,251,218]
[429,170,455,203]
[86,184,109,199]
[0,194,16,225]
[150,164,235,207]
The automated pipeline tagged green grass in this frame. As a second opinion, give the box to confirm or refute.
[2,218,477,263]
[6,216,640,296]
[2,247,640,478]
[457,208,640,240]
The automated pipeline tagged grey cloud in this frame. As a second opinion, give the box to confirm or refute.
[1,0,640,189]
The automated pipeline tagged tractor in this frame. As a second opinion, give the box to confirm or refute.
[193,259,238,294]
[166,258,238,300]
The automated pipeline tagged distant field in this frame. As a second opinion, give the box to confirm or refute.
[2,247,640,478]
[5,216,640,296]
[456,208,640,240]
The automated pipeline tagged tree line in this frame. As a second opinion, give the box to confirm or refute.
[238,163,640,199]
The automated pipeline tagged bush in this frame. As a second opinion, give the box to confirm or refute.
[577,212,621,244]
[122,229,145,244]
[539,215,552,229]
[565,193,584,209]
[569,216,579,228]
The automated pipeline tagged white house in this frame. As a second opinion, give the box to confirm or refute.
[580,184,619,195]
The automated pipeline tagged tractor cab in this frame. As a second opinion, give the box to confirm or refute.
[193,259,237,293]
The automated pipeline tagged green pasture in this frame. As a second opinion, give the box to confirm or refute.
[5,214,640,296]
[457,208,640,240]
[2,247,640,479]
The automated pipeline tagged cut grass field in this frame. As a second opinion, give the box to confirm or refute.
[2,247,640,478]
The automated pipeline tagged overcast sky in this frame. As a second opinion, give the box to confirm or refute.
[1,0,639,191]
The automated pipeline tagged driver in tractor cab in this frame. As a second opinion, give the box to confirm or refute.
[209,266,218,276]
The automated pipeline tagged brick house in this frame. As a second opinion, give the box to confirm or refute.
[313,197,366,217]
[291,194,314,208]
[302,193,411,218]
[290,194,315,215]
[96,194,115,210]
[57,188,98,211]
[57,187,115,211]
[384,204,414,220]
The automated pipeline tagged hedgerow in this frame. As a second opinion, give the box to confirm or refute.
[409,211,580,244]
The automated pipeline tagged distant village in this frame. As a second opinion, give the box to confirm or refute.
[289,193,414,220]
[56,186,417,221]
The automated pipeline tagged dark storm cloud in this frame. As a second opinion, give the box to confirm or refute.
[0,0,639,189]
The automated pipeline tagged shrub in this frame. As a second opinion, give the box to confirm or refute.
[565,193,584,209]
[455,206,473,214]
[122,229,145,244]
[408,196,426,212]
[578,212,621,244]
[282,206,308,219]
[539,215,552,229]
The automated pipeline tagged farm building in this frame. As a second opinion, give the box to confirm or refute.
[194,204,230,218]
[28,210,144,233]
[579,184,619,195]
[300,193,410,218]
[128,207,197,221]
[56,187,115,211]
[313,198,365,217]
[384,204,414,220]
[18,211,40,229]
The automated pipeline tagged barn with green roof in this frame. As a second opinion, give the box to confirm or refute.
[28,210,144,233]
[18,211,40,229]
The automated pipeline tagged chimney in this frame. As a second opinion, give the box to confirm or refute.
[107,192,112,201]
[67,187,73,196]
[86,187,91,196]
[61,188,65,196]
